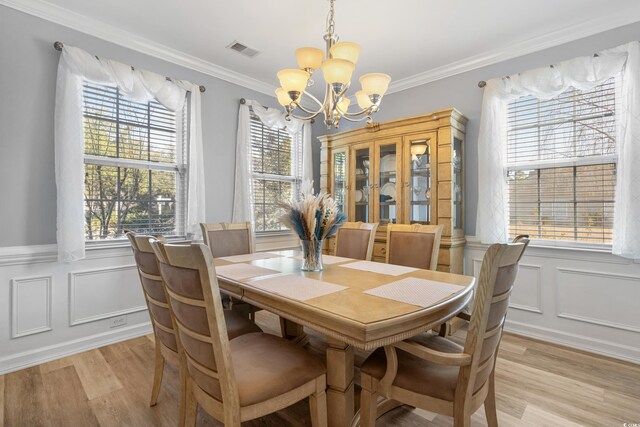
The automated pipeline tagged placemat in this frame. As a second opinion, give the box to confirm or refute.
[291,254,355,265]
[339,260,417,276]
[217,252,283,263]
[215,263,280,281]
[248,275,348,301]
[364,277,464,308]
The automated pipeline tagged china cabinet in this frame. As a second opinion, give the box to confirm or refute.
[319,108,467,273]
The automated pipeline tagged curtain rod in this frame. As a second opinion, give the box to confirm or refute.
[478,53,601,89]
[240,98,315,124]
[53,41,206,93]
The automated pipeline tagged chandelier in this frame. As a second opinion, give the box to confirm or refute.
[275,0,391,129]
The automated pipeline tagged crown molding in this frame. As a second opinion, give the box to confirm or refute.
[387,10,640,95]
[3,0,640,98]
[0,0,276,96]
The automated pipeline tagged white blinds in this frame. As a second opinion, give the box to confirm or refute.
[82,82,187,240]
[249,112,302,232]
[506,78,617,243]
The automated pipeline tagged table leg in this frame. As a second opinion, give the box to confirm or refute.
[279,318,309,346]
[326,337,354,427]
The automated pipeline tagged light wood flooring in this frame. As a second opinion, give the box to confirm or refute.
[2,312,639,426]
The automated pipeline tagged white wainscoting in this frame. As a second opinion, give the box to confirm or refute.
[11,275,52,338]
[69,265,146,326]
[466,238,640,364]
[0,235,298,374]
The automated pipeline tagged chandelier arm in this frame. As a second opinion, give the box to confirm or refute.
[293,101,324,116]
[287,109,324,121]
[300,91,325,108]
[342,107,375,117]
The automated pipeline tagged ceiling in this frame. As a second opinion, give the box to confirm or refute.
[17,0,640,96]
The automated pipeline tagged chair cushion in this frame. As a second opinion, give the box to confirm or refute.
[193,332,326,406]
[335,228,371,260]
[360,333,463,401]
[388,231,435,270]
[224,309,263,340]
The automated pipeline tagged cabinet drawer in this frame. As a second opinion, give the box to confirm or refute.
[373,242,387,259]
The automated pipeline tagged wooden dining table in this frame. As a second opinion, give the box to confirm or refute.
[214,250,475,427]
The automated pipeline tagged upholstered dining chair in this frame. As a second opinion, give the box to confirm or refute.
[439,234,530,337]
[359,238,530,427]
[385,224,443,270]
[126,232,262,416]
[333,221,379,261]
[151,241,328,427]
[200,222,258,320]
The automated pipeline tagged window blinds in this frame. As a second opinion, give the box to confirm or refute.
[82,83,187,240]
[250,112,302,232]
[506,78,617,243]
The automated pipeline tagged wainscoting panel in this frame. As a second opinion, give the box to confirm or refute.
[69,265,146,326]
[11,275,52,338]
[509,264,543,314]
[556,268,640,333]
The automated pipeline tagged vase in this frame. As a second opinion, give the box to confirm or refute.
[301,239,324,271]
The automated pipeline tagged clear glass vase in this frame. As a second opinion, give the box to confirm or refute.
[301,239,324,271]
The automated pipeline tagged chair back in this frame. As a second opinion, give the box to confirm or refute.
[334,222,379,260]
[151,241,240,416]
[459,238,529,400]
[201,222,254,258]
[126,232,177,353]
[385,224,443,270]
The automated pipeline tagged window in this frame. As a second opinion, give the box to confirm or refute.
[250,112,303,232]
[82,83,187,240]
[506,78,617,244]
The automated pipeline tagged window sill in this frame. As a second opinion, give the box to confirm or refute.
[465,236,612,254]
[85,235,189,251]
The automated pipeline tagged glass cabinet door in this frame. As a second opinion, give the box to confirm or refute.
[332,149,348,214]
[404,133,436,224]
[352,145,371,222]
[375,138,401,225]
[453,137,463,230]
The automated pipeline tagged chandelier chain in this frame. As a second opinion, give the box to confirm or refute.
[325,0,335,37]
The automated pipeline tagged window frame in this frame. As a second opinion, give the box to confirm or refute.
[505,77,618,250]
[249,111,303,235]
[82,82,189,243]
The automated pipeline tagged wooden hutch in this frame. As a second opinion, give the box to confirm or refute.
[318,108,467,273]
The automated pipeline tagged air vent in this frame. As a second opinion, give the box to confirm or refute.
[226,40,260,58]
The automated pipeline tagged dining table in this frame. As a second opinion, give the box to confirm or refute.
[213,250,475,427]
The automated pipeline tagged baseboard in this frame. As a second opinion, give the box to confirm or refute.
[504,319,640,364]
[0,321,153,375]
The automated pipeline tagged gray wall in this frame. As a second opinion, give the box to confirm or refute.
[313,21,640,235]
[0,6,279,247]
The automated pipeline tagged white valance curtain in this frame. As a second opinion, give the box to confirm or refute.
[476,41,640,258]
[232,99,313,223]
[55,45,206,262]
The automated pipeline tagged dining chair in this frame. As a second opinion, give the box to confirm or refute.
[359,238,529,427]
[439,235,530,337]
[200,222,258,321]
[385,223,443,270]
[334,221,379,261]
[126,232,262,415]
[150,241,328,427]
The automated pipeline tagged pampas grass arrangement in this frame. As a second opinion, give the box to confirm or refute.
[280,181,347,242]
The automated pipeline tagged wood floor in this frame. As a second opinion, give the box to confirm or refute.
[2,312,639,426]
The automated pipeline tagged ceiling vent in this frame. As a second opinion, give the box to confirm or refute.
[226,40,260,58]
